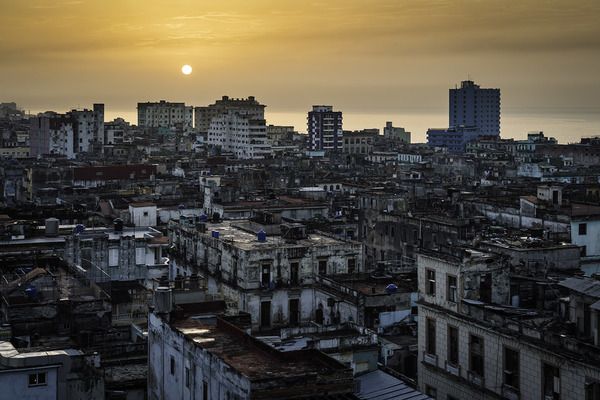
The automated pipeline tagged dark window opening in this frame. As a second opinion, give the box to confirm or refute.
[504,347,519,389]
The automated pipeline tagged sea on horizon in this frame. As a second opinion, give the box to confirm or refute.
[102,108,600,145]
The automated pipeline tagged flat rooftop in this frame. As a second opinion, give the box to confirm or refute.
[199,221,359,251]
[172,317,349,380]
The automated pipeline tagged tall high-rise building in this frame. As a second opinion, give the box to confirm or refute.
[137,100,193,131]
[449,80,500,136]
[307,106,343,152]
[205,96,271,159]
[195,96,265,134]
[29,104,104,158]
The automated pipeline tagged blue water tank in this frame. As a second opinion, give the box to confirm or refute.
[200,214,208,222]
[257,230,267,241]
[386,284,398,293]
[178,204,185,210]
[76,224,85,234]
[25,285,37,301]
[211,231,219,239]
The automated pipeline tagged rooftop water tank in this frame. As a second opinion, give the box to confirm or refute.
[200,214,208,222]
[386,284,398,293]
[25,285,37,301]
[211,231,219,239]
[114,218,124,233]
[76,224,85,234]
[178,204,185,210]
[257,230,267,242]
[45,218,59,237]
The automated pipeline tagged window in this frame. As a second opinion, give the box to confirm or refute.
[28,372,47,387]
[447,275,457,302]
[170,356,175,375]
[290,262,299,285]
[503,347,519,389]
[543,363,560,399]
[426,318,436,355]
[203,380,208,400]
[109,248,119,267]
[426,269,436,295]
[586,379,600,400]
[185,367,190,388]
[580,223,588,235]
[469,334,484,377]
[448,326,459,365]
[425,386,437,399]
[318,259,327,276]
[260,300,271,327]
[347,258,356,274]
[136,247,145,265]
[261,263,271,285]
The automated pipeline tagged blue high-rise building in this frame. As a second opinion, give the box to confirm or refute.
[449,80,500,136]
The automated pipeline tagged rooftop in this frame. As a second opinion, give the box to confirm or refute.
[171,317,351,381]
[193,221,359,251]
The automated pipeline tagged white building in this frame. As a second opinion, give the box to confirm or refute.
[571,206,600,276]
[450,80,500,136]
[29,104,104,158]
[129,202,157,227]
[0,341,103,400]
[137,100,193,131]
[168,218,364,331]
[194,96,265,134]
[148,310,354,400]
[207,110,271,159]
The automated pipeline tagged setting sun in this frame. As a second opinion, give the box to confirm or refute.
[182,65,192,75]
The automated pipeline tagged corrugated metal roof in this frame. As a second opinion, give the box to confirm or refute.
[559,277,600,298]
[356,370,431,400]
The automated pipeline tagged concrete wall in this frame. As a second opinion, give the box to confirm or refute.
[0,366,59,400]
[418,304,600,400]
[148,313,251,400]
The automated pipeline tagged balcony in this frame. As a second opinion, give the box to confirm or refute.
[501,384,519,400]
[423,353,438,367]
[467,370,485,388]
[445,362,460,377]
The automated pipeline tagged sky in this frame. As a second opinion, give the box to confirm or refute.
[1,0,600,138]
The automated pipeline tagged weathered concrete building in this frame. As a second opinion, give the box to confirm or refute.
[63,226,169,285]
[168,217,364,331]
[0,341,104,400]
[148,310,355,399]
[416,248,600,399]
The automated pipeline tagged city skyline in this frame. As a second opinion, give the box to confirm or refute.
[2,0,600,142]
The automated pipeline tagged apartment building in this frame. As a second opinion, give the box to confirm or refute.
[29,104,104,158]
[194,96,265,134]
[308,106,343,152]
[450,80,501,136]
[137,100,193,131]
[168,217,364,331]
[417,248,600,400]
